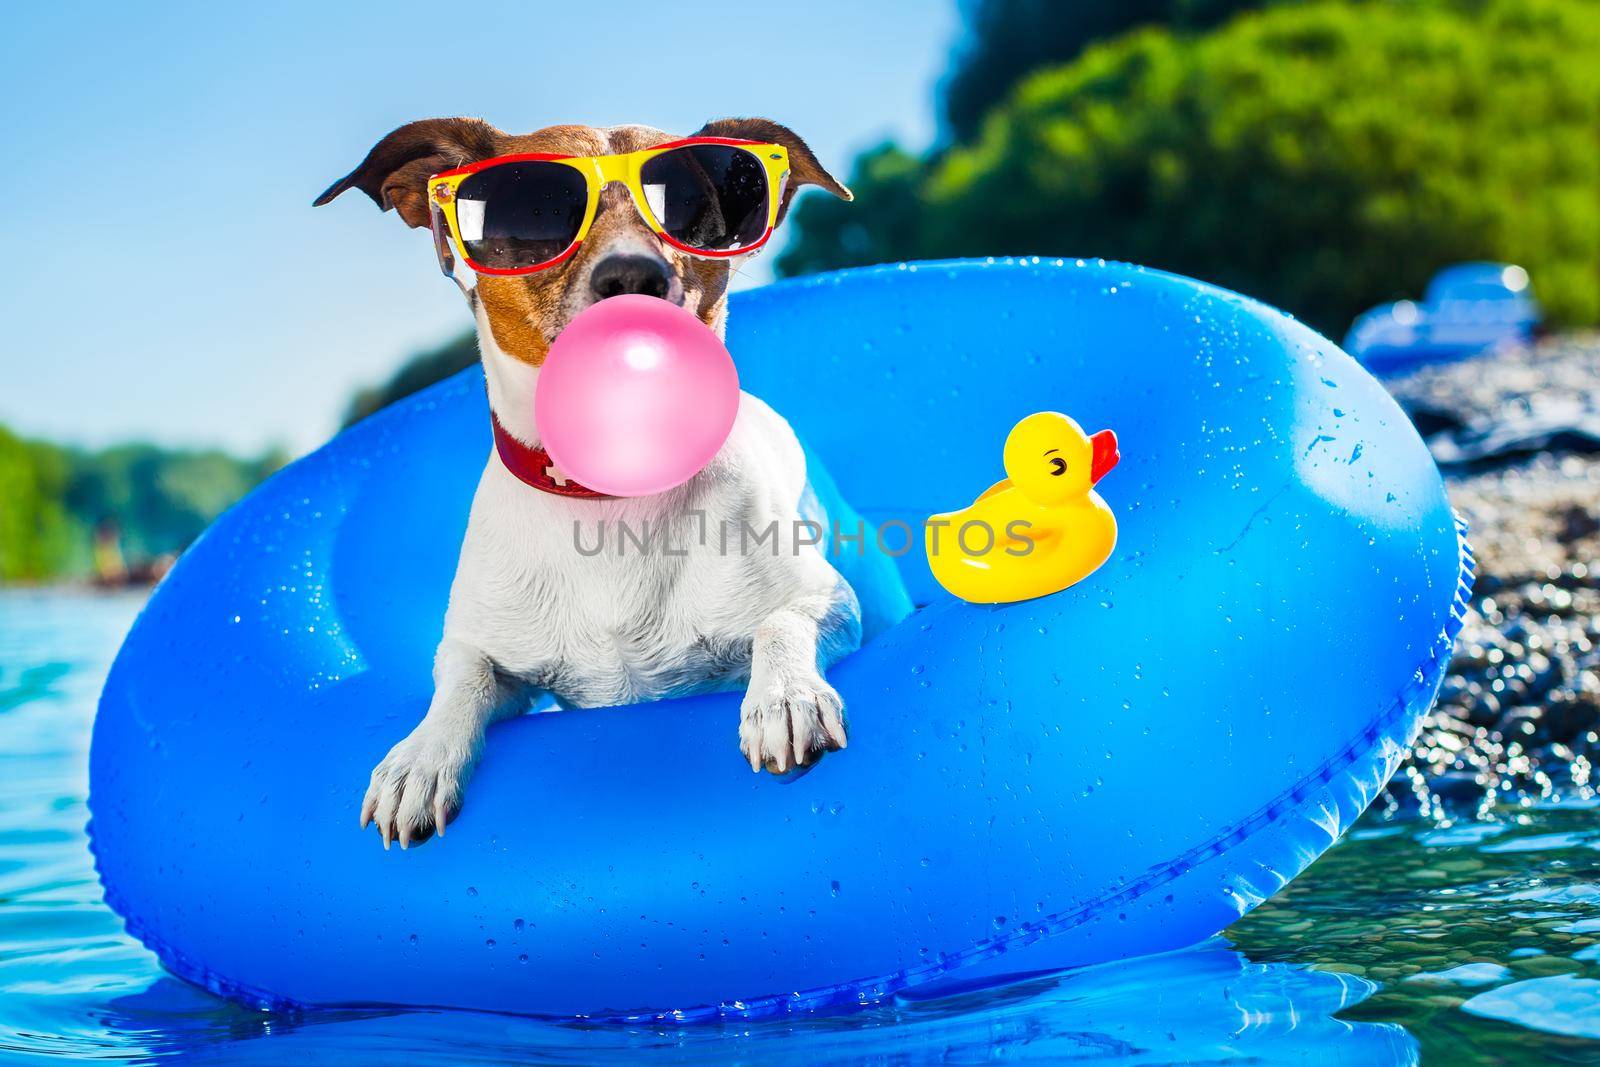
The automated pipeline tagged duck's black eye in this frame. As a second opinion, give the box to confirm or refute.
[1049,457,1068,476]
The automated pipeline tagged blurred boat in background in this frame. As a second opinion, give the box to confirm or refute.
[1345,262,1540,374]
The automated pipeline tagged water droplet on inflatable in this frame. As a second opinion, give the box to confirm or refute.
[467,886,478,897]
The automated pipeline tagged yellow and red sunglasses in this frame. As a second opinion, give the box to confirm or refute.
[426,137,790,277]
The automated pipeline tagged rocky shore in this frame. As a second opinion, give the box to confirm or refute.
[1382,333,1600,814]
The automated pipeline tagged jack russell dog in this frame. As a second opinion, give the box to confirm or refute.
[317,117,876,849]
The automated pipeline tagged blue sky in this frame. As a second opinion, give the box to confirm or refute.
[0,1,959,455]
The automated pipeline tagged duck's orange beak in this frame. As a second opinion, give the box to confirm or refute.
[1089,429,1120,485]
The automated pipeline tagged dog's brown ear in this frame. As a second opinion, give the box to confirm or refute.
[695,118,852,223]
[314,118,503,228]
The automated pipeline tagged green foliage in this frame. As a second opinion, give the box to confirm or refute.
[783,0,1600,336]
[942,0,1273,143]
[343,331,479,428]
[61,444,286,563]
[0,428,78,582]
[0,426,284,583]
[777,144,928,278]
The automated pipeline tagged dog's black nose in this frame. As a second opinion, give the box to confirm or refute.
[589,254,673,301]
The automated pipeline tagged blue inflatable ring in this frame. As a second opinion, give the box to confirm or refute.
[89,259,1471,1020]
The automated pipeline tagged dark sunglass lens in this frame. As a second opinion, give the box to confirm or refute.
[639,145,770,252]
[455,162,587,269]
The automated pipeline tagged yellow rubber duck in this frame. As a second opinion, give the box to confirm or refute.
[926,412,1120,604]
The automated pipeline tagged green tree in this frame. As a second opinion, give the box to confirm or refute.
[783,0,1600,336]
[0,426,285,584]
[777,143,928,278]
[942,0,1274,143]
[0,429,78,581]
[62,444,286,563]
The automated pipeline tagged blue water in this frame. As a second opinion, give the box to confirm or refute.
[4,591,1600,1063]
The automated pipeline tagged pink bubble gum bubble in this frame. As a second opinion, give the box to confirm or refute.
[534,294,740,497]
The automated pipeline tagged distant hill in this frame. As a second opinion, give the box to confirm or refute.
[1,325,483,584]
[0,425,284,584]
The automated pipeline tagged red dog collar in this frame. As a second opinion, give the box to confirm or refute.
[490,413,611,499]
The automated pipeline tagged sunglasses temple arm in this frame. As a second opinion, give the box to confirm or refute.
[430,200,477,298]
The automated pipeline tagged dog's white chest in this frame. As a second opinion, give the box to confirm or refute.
[442,396,839,708]
[529,528,765,705]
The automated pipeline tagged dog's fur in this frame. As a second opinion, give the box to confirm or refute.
[317,118,860,848]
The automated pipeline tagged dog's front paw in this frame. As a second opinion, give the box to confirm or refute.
[739,676,848,774]
[359,724,475,849]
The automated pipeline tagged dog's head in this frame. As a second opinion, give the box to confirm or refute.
[316,118,850,367]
